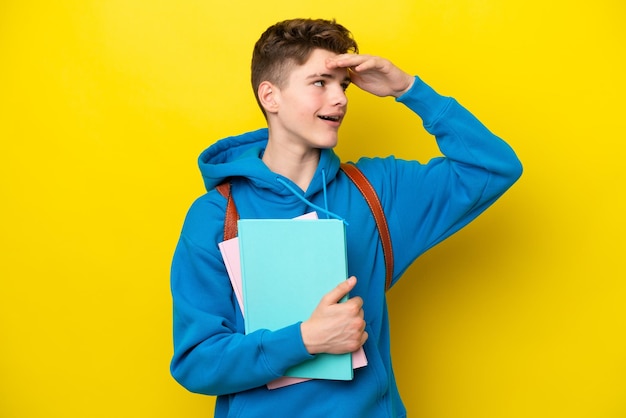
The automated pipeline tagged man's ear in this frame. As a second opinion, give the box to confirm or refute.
[258,81,279,114]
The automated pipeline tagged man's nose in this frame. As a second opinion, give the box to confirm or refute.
[332,86,348,107]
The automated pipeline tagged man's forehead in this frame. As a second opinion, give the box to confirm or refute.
[280,49,351,85]
[296,53,349,77]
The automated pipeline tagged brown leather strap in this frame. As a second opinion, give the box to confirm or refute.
[216,164,394,291]
[340,163,394,291]
[216,182,239,240]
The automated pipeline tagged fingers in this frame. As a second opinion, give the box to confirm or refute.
[359,330,369,348]
[344,303,368,352]
[325,53,363,68]
[326,54,412,98]
[326,54,381,72]
[321,276,357,305]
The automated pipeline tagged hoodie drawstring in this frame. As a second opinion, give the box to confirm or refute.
[275,176,348,225]
[321,169,329,219]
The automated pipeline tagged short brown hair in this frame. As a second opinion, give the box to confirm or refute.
[251,18,358,114]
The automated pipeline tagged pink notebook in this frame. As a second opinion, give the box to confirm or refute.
[219,212,367,390]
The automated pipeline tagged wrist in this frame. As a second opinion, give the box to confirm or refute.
[300,321,324,355]
[393,75,415,98]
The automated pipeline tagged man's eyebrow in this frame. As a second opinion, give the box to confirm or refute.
[306,73,352,83]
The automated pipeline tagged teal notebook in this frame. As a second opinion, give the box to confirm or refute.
[238,218,353,381]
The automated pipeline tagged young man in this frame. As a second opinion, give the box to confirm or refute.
[170,18,522,417]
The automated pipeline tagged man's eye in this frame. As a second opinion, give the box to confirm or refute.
[313,80,325,87]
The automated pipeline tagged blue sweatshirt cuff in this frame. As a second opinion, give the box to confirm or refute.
[396,75,452,127]
[260,322,314,375]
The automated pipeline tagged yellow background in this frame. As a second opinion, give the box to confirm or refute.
[1,1,624,417]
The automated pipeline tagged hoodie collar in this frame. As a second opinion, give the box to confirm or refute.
[198,128,342,198]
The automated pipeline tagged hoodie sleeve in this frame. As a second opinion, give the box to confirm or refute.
[169,196,314,395]
[359,76,523,287]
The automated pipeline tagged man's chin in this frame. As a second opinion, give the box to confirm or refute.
[318,140,339,150]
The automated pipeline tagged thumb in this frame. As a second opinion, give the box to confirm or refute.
[321,276,357,305]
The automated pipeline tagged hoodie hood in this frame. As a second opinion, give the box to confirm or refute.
[198,128,343,199]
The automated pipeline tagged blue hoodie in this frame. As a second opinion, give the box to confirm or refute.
[170,76,522,417]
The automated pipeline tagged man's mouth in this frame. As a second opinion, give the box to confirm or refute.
[318,115,341,122]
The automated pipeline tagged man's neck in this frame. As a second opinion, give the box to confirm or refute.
[262,142,320,192]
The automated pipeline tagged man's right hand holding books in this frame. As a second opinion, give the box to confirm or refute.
[300,276,368,355]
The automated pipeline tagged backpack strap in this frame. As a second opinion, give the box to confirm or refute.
[340,163,394,291]
[216,164,394,291]
[215,182,239,241]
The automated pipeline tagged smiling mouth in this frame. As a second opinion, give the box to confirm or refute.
[318,115,341,122]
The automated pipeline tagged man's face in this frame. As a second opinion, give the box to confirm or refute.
[269,48,351,151]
